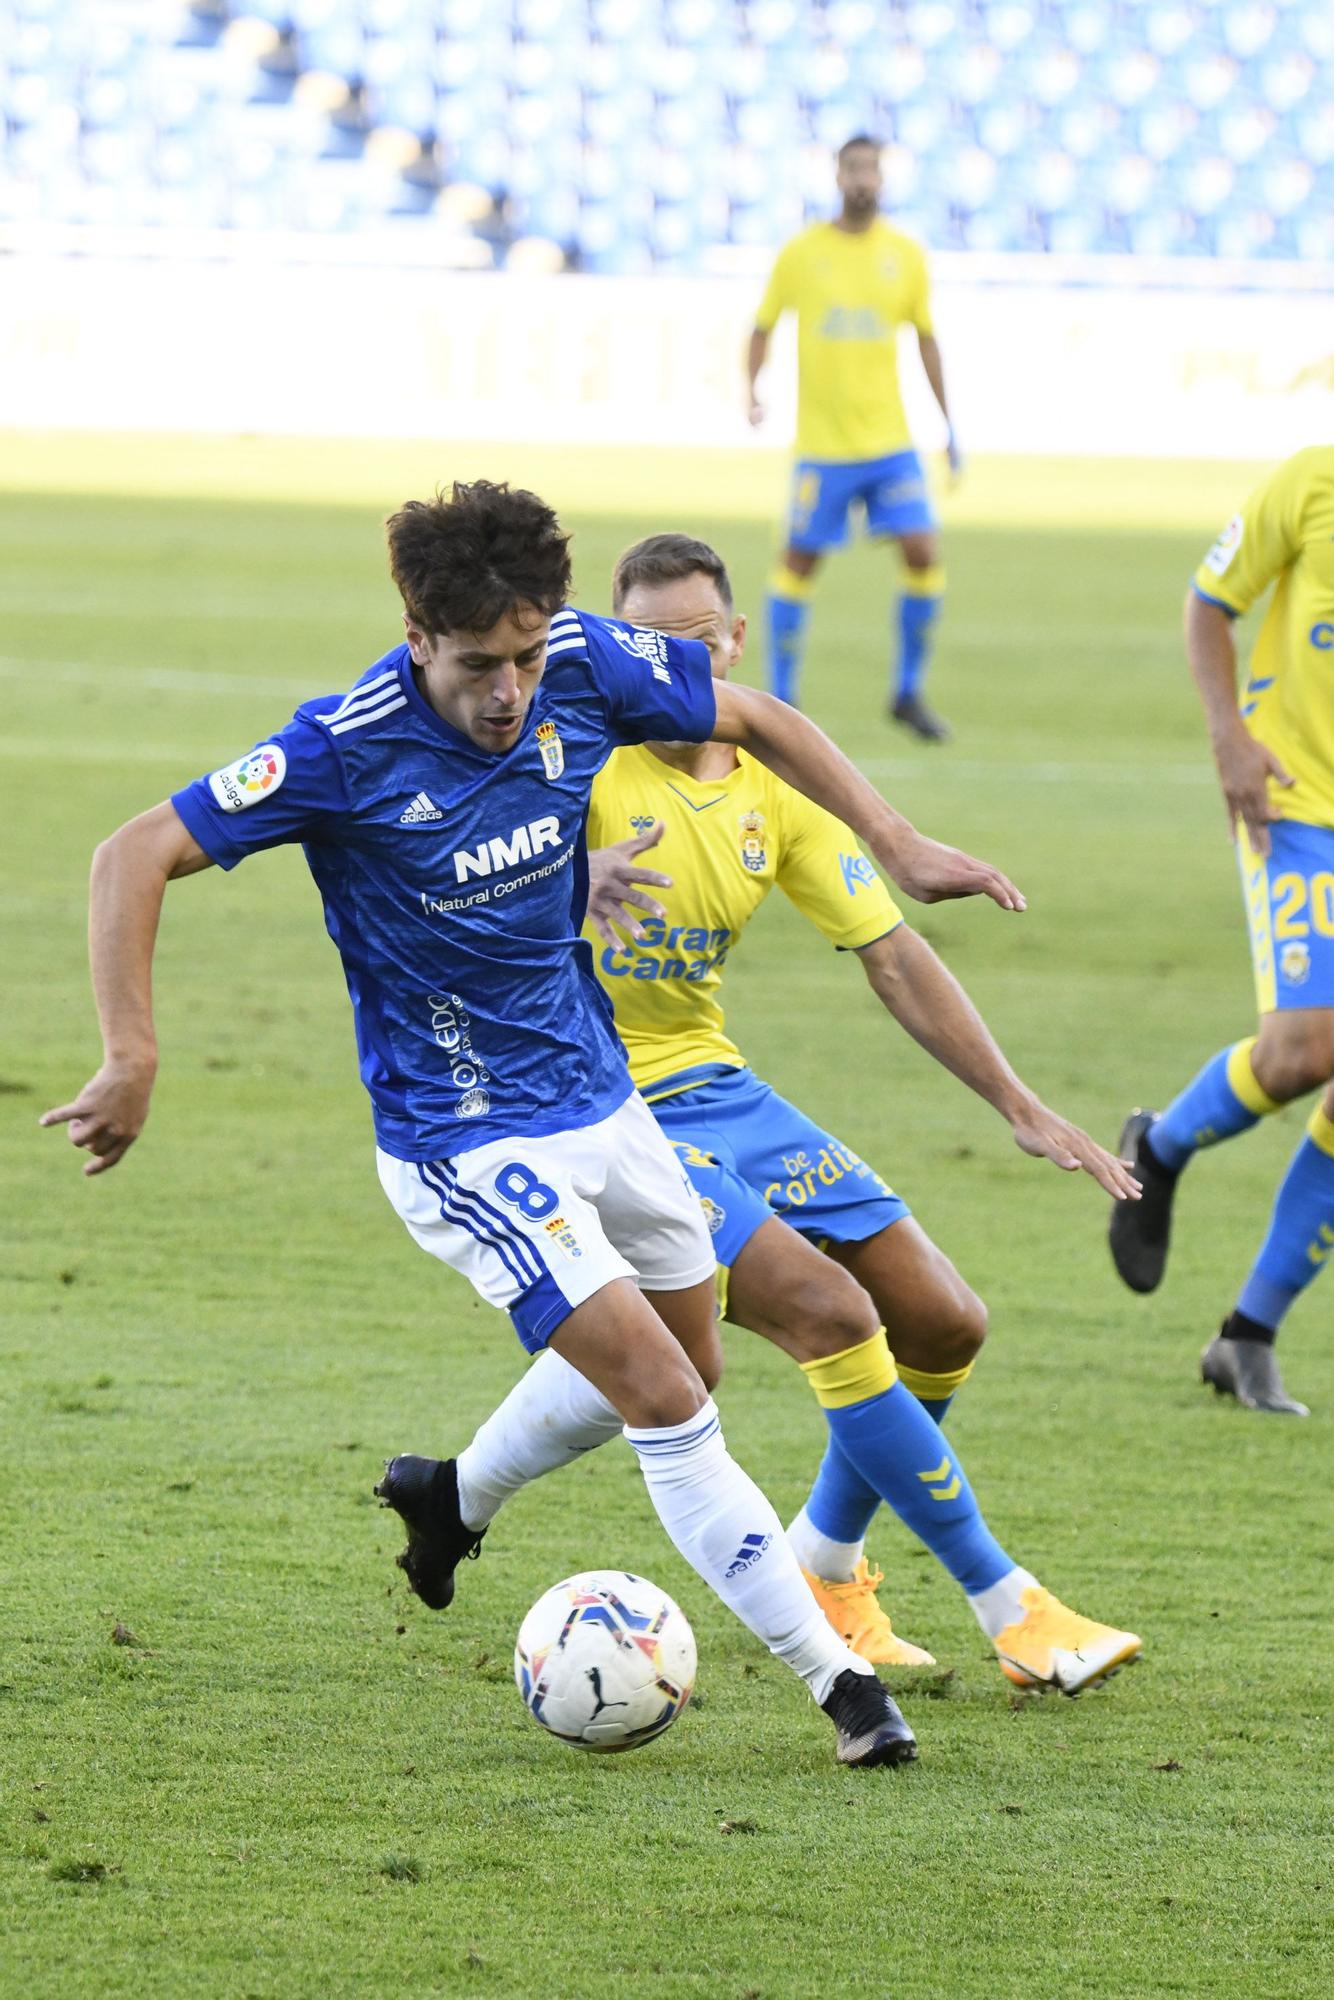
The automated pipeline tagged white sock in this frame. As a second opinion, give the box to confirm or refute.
[624,1399,868,1705]
[456,1349,624,1529]
[967,1566,1040,1640]
[786,1505,865,1584]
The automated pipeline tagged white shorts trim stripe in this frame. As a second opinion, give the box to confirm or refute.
[376,1094,714,1353]
[429,1159,545,1288]
[417,1162,539,1292]
[416,1164,528,1289]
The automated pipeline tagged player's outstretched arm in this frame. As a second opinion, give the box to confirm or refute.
[859,925,1140,1201]
[709,681,1025,911]
[1184,587,1292,857]
[41,803,212,1176]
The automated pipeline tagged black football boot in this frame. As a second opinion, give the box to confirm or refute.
[374,1455,486,1609]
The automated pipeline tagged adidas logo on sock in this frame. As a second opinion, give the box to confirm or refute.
[724,1531,773,1579]
[400,791,444,823]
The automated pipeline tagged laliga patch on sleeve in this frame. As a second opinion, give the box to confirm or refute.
[208,744,287,812]
[1203,514,1243,577]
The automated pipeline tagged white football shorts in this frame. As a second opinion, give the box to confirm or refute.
[376,1091,715,1352]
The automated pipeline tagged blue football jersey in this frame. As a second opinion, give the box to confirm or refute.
[171,608,717,1160]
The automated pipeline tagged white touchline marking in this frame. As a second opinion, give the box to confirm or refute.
[1,656,1213,786]
[0,735,1215,786]
[0,656,314,698]
[2,737,211,764]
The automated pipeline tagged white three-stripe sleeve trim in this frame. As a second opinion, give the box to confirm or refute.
[546,636,587,658]
[328,695,409,735]
[316,671,400,723]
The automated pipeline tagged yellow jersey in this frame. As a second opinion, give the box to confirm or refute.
[754,218,934,462]
[1193,446,1334,830]
[585,743,903,1097]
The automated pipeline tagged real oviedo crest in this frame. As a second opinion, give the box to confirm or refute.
[738,808,767,873]
[535,720,564,780]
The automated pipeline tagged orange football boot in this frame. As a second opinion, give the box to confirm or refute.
[993,1587,1142,1694]
[803,1560,936,1667]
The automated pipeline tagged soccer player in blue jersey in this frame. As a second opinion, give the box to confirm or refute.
[44,480,1032,1767]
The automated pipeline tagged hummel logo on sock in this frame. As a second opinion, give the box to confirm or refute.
[400,791,444,823]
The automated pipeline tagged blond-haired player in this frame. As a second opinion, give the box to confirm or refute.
[571,530,1142,1691]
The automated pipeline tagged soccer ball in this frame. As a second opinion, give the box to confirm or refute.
[514,1570,696,1753]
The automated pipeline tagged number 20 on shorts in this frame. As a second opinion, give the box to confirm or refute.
[1271,871,1334,939]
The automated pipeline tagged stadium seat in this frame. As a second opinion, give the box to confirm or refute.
[2,0,1328,267]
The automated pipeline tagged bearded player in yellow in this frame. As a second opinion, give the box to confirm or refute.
[583,530,1142,1692]
[748,133,958,740]
[1110,446,1334,1417]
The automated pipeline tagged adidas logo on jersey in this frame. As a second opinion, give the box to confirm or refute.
[400,792,444,824]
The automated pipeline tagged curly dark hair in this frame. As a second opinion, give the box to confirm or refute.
[611,533,733,614]
[385,480,573,637]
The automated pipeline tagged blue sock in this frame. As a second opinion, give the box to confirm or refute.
[1235,1107,1334,1331]
[805,1434,880,1545]
[894,589,941,703]
[1148,1038,1277,1173]
[765,584,810,705]
[821,1381,1013,1594]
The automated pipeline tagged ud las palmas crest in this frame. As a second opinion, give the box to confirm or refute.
[535,720,564,780]
[739,808,767,873]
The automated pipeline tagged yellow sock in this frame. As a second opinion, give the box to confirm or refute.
[1307,1103,1334,1157]
[799,1330,897,1409]
[1226,1036,1282,1116]
[901,561,946,598]
[894,1358,974,1420]
[768,562,816,603]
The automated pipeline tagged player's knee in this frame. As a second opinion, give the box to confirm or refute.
[786,1270,881,1362]
[783,546,820,580]
[624,1354,710,1430]
[1254,1022,1334,1102]
[955,1285,988,1362]
[899,533,938,572]
[693,1339,724,1395]
[908,1278,987,1371]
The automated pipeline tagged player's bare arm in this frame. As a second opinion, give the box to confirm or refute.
[707,680,1025,911]
[41,801,210,1175]
[745,327,769,427]
[916,332,961,477]
[585,819,672,946]
[1184,587,1292,857]
[859,927,1139,1201]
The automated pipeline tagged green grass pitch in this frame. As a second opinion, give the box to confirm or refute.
[1,438,1330,1999]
